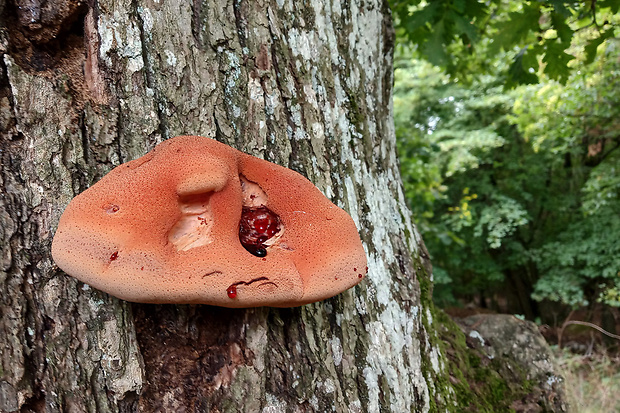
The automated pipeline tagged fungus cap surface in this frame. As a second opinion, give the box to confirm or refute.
[51,136,367,307]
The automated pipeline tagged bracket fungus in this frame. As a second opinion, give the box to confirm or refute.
[51,136,367,308]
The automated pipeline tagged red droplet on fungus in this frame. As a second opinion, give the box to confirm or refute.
[358,274,363,278]
[354,268,357,272]
[227,285,237,299]
[110,251,118,261]
[239,206,280,257]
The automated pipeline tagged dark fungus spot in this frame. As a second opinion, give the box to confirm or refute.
[106,204,120,214]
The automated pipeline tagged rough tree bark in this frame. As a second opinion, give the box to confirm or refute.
[0,0,452,411]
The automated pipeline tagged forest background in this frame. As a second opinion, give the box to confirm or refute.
[390,1,620,410]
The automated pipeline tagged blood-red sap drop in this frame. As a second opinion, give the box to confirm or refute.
[239,206,281,257]
[106,204,120,214]
[227,285,237,299]
[110,251,118,261]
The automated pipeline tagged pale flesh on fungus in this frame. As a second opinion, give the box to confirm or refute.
[51,136,367,308]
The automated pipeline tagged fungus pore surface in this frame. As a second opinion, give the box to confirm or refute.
[51,136,367,307]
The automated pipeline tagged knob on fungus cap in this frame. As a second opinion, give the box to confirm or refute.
[51,136,367,308]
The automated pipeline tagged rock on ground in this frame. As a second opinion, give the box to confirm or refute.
[455,314,568,412]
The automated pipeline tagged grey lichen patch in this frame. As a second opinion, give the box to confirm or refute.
[191,0,235,49]
[98,14,144,73]
[96,318,144,398]
[0,381,18,412]
[226,367,264,412]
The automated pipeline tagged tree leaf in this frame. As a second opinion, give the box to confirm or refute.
[452,0,466,14]
[548,0,571,16]
[423,19,450,66]
[598,0,620,14]
[584,30,614,64]
[551,11,573,46]
[459,0,487,19]
[507,46,539,87]
[405,2,440,33]
[452,12,479,43]
[491,5,541,53]
[543,41,574,83]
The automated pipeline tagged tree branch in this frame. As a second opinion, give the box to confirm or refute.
[564,320,620,340]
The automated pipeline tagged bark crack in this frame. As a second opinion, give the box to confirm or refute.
[190,0,206,50]
[115,101,125,164]
[0,57,17,134]
[132,0,170,142]
[232,0,247,50]
[80,111,90,166]
[266,24,306,176]
[2,56,23,131]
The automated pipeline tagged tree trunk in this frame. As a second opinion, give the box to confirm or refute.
[0,0,451,411]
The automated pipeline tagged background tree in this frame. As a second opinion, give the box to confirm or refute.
[0,0,462,411]
[393,3,620,325]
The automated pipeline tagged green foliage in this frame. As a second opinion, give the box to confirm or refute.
[473,195,529,249]
[508,38,620,307]
[532,206,620,307]
[391,0,619,86]
[394,30,620,311]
